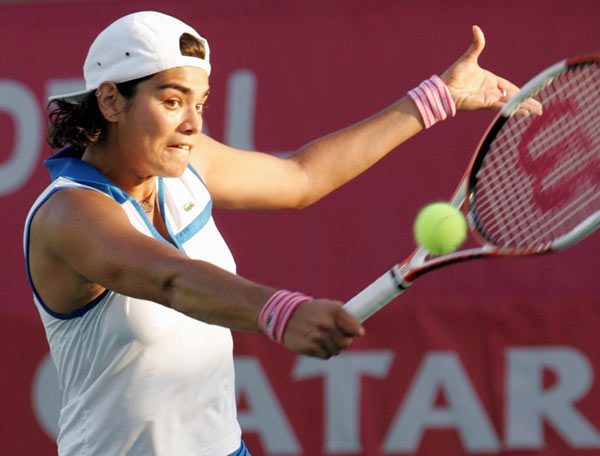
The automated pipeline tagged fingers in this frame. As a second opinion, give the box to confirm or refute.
[307,330,355,359]
[335,306,365,337]
[488,83,513,111]
[282,300,364,359]
[494,77,544,115]
[496,77,519,99]
[307,308,363,359]
[517,98,544,116]
[507,96,543,116]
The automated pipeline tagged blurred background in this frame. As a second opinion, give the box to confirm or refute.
[1,0,599,454]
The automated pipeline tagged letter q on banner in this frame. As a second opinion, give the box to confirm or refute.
[0,80,41,195]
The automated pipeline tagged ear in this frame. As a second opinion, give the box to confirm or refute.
[95,82,126,122]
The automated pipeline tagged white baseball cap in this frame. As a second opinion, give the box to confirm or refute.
[50,11,211,103]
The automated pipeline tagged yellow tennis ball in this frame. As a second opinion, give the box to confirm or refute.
[413,202,467,254]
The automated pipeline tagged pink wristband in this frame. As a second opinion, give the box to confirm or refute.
[407,75,456,128]
[259,290,312,343]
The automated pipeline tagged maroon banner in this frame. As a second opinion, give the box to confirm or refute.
[1,0,599,454]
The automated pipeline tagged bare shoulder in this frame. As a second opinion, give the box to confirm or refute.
[29,186,191,315]
[27,188,126,314]
[31,188,127,249]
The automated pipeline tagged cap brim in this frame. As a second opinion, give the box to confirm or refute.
[48,88,92,104]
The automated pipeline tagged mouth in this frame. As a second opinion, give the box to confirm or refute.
[169,144,192,152]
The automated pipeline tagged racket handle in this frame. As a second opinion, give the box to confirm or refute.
[342,265,409,323]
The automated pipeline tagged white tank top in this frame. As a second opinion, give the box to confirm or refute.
[23,148,242,455]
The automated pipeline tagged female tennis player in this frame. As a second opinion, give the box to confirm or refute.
[23,10,540,456]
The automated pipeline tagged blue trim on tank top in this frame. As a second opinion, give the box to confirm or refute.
[176,163,214,244]
[44,147,130,204]
[156,169,213,246]
[45,147,214,248]
[32,147,216,318]
[228,441,251,456]
[24,186,110,319]
[175,199,213,244]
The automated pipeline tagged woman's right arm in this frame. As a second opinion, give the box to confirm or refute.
[28,188,362,357]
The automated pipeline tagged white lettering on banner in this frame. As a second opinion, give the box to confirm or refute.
[234,356,301,454]
[225,70,256,150]
[31,347,600,454]
[292,351,393,453]
[383,351,500,453]
[0,80,41,195]
[47,78,85,100]
[506,347,600,449]
[224,69,291,157]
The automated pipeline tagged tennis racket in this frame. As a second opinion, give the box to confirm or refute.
[344,54,600,323]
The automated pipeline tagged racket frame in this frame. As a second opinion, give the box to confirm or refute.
[344,54,600,323]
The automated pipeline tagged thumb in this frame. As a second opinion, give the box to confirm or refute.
[462,25,485,64]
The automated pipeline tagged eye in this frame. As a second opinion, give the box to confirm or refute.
[196,103,207,113]
[165,99,182,109]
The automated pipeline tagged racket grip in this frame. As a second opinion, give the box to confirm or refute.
[342,265,408,323]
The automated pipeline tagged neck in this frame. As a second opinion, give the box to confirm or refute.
[82,144,156,204]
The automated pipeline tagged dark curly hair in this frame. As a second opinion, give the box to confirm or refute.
[47,33,207,151]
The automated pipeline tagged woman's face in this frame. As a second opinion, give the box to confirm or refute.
[112,66,210,179]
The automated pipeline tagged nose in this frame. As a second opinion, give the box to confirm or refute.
[179,106,202,135]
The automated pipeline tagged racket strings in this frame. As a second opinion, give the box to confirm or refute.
[481,133,600,246]
[472,61,600,248]
[520,187,598,246]
[483,87,600,244]
[479,101,600,244]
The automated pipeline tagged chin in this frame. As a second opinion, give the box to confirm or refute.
[160,157,189,178]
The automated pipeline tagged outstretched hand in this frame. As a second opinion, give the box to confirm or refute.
[441,25,542,115]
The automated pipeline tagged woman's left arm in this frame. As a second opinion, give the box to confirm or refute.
[192,26,541,210]
[192,94,423,210]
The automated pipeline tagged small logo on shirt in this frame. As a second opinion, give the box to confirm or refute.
[183,202,195,212]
